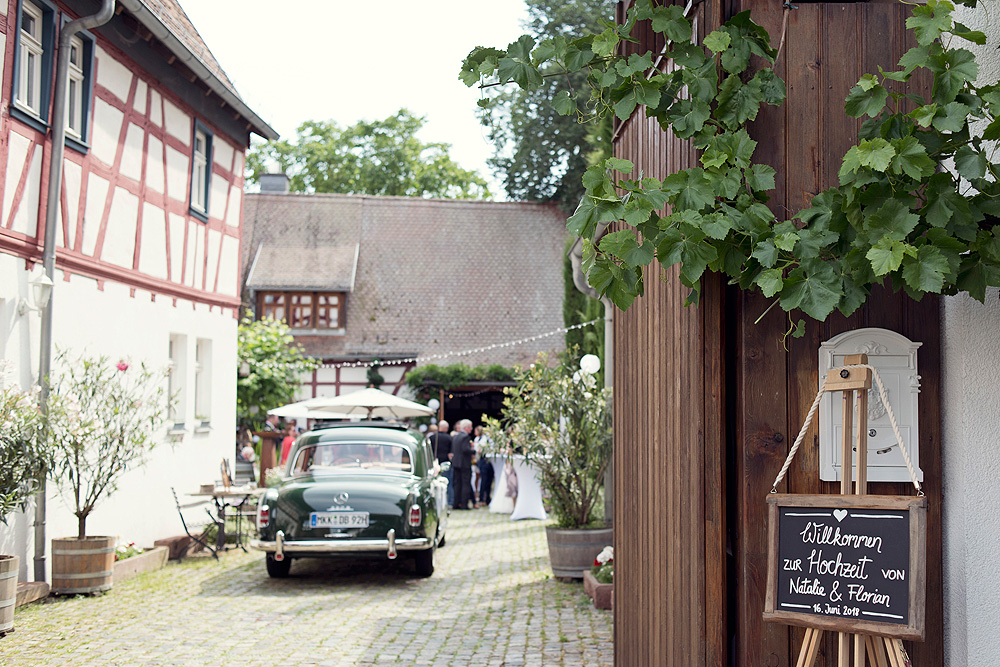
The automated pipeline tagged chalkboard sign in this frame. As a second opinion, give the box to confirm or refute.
[763,494,926,640]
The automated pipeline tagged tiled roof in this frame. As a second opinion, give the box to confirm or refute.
[140,0,238,95]
[242,194,571,367]
[122,0,277,139]
[246,244,358,292]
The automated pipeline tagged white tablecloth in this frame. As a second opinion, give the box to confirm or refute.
[489,455,514,514]
[508,455,547,521]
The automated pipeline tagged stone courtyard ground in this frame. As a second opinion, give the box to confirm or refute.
[1,510,612,666]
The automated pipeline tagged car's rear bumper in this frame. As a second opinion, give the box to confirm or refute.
[251,529,430,561]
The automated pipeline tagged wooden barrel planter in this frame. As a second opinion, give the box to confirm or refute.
[51,537,115,595]
[545,526,613,579]
[0,555,19,636]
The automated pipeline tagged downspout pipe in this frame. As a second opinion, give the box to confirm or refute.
[34,0,116,583]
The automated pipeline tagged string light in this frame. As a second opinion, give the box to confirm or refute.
[319,318,601,370]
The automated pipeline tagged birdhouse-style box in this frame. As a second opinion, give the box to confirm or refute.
[818,328,923,483]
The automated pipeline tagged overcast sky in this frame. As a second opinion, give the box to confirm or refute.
[179,0,531,195]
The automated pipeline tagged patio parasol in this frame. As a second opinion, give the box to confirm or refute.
[267,399,352,421]
[303,387,435,419]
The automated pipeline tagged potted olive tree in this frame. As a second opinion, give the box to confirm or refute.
[0,361,48,633]
[44,351,168,594]
[484,350,612,578]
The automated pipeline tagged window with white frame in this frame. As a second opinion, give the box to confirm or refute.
[66,35,85,138]
[190,123,213,218]
[168,334,188,430]
[194,338,212,427]
[16,1,46,117]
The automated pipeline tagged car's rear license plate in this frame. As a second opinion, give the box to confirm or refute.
[310,512,369,528]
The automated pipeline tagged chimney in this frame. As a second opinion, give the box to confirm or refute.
[260,173,290,193]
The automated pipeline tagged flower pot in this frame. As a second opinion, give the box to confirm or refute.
[0,555,18,636]
[583,569,613,610]
[112,546,168,585]
[51,537,115,595]
[545,526,613,579]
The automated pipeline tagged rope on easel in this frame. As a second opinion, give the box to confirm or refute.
[770,364,922,495]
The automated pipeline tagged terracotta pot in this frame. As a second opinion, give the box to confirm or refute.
[545,526,612,579]
[0,555,18,635]
[51,537,115,595]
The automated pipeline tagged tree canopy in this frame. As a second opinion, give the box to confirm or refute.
[237,314,317,430]
[246,109,490,199]
[477,0,612,210]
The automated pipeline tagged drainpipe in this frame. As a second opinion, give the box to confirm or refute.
[34,0,116,583]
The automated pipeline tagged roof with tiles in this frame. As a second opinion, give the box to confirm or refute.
[140,0,238,96]
[242,193,571,367]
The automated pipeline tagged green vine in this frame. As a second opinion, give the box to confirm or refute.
[461,0,998,322]
[405,363,515,401]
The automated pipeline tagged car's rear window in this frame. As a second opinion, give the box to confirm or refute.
[290,442,412,475]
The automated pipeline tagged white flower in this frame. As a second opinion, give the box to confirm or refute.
[596,545,614,564]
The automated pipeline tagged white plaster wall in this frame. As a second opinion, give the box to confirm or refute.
[0,265,237,581]
[944,4,1000,666]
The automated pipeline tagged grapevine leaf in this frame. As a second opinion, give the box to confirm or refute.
[701,212,733,240]
[901,245,950,293]
[952,25,987,46]
[909,104,937,127]
[779,262,843,321]
[899,45,931,75]
[599,230,639,260]
[704,30,731,53]
[649,5,691,43]
[717,74,765,128]
[753,68,787,106]
[955,145,988,180]
[982,117,1000,141]
[552,90,576,116]
[845,80,888,118]
[498,36,543,90]
[751,240,779,268]
[756,268,784,298]
[931,101,970,132]
[890,136,936,180]
[663,169,715,211]
[906,0,954,46]
[856,138,896,172]
[863,199,920,243]
[930,48,978,104]
[746,164,776,192]
[866,237,906,276]
[666,98,712,138]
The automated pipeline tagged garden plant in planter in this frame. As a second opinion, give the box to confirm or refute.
[0,361,48,634]
[44,351,168,595]
[484,350,612,578]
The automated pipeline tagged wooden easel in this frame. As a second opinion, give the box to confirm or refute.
[796,353,909,667]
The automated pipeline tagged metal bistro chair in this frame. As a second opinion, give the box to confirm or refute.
[170,487,223,560]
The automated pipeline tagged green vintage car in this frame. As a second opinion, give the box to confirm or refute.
[250,422,449,578]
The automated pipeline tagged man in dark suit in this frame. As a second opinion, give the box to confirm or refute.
[430,420,454,507]
[451,419,475,510]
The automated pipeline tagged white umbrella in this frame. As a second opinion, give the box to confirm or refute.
[304,387,435,419]
[267,400,352,421]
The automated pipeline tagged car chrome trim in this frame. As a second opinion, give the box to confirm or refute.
[387,528,397,560]
[250,535,432,554]
[274,530,285,561]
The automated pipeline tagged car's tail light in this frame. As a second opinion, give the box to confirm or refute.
[258,504,270,530]
[408,504,421,527]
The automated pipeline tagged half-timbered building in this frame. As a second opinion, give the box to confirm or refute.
[0,0,275,580]
[241,182,570,418]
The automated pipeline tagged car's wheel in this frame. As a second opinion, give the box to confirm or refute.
[414,547,434,577]
[266,554,291,578]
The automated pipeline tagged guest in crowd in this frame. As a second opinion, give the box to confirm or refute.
[474,425,494,507]
[279,422,297,466]
[430,420,453,506]
[451,419,475,510]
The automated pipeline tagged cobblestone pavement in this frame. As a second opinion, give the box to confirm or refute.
[2,510,612,667]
